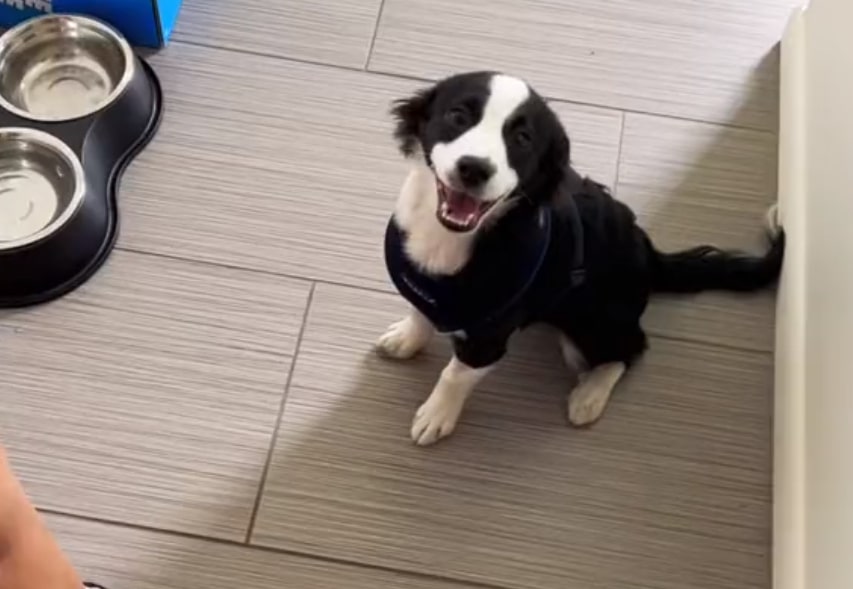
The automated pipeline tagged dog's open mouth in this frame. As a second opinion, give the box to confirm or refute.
[436,181,497,232]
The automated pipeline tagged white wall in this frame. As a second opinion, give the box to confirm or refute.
[776,1,853,588]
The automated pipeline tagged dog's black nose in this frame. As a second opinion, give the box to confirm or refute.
[456,156,495,188]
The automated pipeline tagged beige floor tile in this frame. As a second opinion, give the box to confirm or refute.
[48,515,478,589]
[619,113,778,352]
[618,114,777,252]
[551,102,623,188]
[118,42,621,290]
[370,0,800,129]
[644,291,775,353]
[252,283,772,589]
[174,0,383,69]
[0,251,309,540]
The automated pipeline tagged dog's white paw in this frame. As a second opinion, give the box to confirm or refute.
[376,316,432,360]
[568,381,611,427]
[411,391,465,446]
[567,362,625,427]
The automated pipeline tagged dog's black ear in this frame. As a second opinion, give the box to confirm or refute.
[391,87,435,156]
[546,122,570,175]
[531,117,571,199]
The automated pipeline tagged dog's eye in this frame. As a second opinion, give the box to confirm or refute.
[445,107,471,129]
[515,129,533,149]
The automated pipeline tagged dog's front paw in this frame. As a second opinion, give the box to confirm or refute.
[411,391,464,446]
[375,316,432,360]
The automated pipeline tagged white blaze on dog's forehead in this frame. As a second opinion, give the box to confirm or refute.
[486,75,530,123]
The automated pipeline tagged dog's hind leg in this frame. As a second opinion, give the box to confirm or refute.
[376,307,435,360]
[558,333,588,373]
[558,325,643,427]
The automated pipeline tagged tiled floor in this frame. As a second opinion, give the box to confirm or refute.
[0,1,795,588]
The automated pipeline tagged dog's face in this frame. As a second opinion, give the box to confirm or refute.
[392,72,569,232]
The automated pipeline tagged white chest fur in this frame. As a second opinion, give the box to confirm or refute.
[393,163,476,275]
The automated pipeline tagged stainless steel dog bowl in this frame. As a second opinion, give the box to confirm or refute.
[0,15,135,122]
[0,15,162,307]
[0,128,84,249]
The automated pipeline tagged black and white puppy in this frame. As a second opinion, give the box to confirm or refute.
[377,72,783,446]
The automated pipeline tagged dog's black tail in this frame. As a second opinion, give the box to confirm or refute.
[650,230,785,294]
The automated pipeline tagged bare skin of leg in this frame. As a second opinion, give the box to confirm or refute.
[0,447,83,589]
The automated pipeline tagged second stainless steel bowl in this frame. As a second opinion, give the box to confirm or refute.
[0,14,135,122]
[0,128,85,250]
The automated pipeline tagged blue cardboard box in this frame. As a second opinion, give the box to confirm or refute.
[0,0,183,47]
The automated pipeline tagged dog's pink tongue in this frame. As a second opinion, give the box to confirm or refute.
[446,190,479,218]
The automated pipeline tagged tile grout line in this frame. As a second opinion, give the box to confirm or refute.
[612,111,628,191]
[643,331,774,356]
[364,0,388,70]
[115,245,376,292]
[114,246,775,356]
[116,244,378,289]
[243,281,317,544]
[173,38,433,85]
[169,38,776,135]
[41,509,508,589]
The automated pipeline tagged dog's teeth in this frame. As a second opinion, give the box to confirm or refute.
[441,202,450,217]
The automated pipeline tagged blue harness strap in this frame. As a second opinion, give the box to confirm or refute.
[561,192,587,291]
[385,195,587,334]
